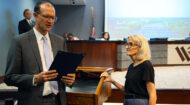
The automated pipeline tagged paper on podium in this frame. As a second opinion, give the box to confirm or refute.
[49,51,85,81]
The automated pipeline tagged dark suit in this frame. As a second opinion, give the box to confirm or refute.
[4,30,67,105]
[18,19,34,34]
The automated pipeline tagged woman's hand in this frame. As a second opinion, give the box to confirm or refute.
[101,72,125,91]
[100,72,114,82]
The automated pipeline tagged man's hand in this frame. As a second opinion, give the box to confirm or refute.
[34,70,58,84]
[61,73,75,86]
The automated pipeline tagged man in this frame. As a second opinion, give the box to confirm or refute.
[18,9,35,34]
[4,1,75,105]
[67,33,79,40]
[62,33,68,40]
[67,33,74,40]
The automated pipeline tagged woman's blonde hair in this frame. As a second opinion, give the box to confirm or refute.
[128,34,151,60]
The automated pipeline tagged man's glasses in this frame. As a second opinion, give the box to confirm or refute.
[41,14,57,22]
[125,42,140,48]
[37,12,57,22]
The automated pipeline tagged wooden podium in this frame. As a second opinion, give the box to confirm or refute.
[0,67,112,105]
[66,67,112,105]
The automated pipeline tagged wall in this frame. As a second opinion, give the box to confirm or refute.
[52,0,104,40]
[117,44,168,70]
[0,0,39,75]
[0,0,104,75]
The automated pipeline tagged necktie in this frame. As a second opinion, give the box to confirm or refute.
[29,20,32,26]
[42,36,58,95]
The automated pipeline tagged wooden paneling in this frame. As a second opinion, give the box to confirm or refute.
[66,77,111,105]
[67,41,117,70]
[149,41,190,44]
[67,41,190,70]
[66,67,112,105]
[76,67,113,72]
[106,89,124,103]
[106,89,190,104]
[156,89,190,104]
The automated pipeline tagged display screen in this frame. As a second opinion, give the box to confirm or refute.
[105,0,190,40]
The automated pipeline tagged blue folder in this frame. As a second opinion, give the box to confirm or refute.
[49,51,85,81]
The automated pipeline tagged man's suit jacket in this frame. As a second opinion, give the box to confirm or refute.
[4,30,67,105]
[18,19,34,34]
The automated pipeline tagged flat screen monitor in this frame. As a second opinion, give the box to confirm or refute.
[105,0,190,40]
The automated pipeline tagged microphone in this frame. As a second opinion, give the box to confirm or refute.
[106,68,114,75]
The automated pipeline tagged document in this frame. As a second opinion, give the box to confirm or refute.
[49,51,85,81]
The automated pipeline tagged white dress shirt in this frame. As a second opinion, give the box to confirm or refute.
[33,28,54,96]
[26,19,32,26]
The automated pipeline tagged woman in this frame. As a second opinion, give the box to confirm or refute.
[102,32,110,40]
[101,34,157,105]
